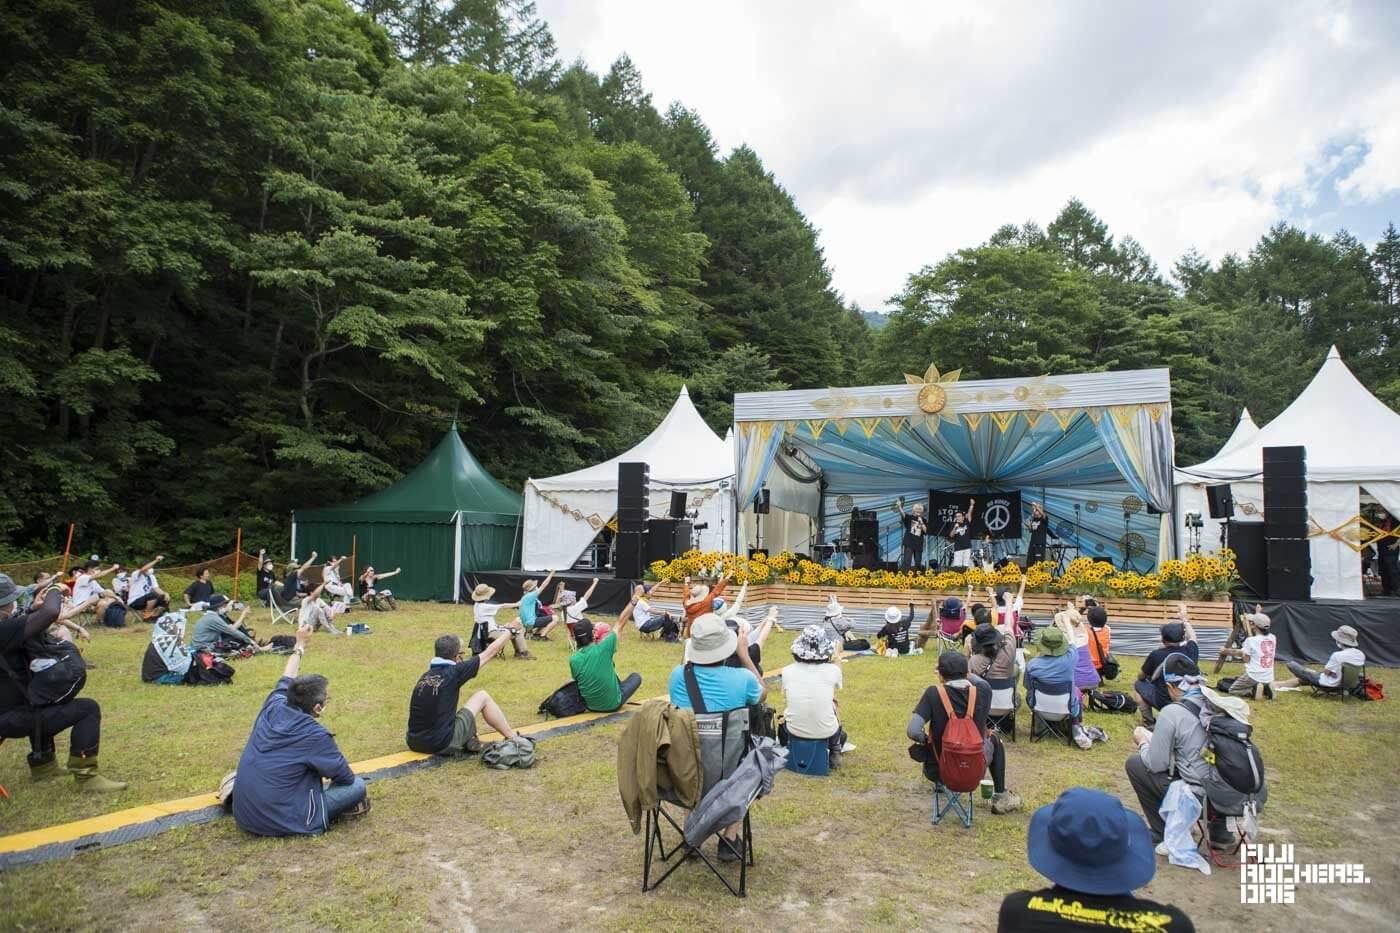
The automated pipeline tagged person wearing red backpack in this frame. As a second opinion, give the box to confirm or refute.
[906,651,1022,814]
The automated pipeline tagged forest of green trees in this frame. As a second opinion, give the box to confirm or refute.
[3,0,1398,562]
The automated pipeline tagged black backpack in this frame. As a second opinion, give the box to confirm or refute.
[538,680,587,719]
[1183,699,1265,796]
[1088,689,1136,713]
[102,601,129,628]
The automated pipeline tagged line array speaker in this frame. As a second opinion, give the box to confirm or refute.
[614,531,645,579]
[618,462,650,532]
[1262,445,1311,601]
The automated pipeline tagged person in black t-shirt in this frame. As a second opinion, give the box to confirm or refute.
[1133,608,1198,722]
[256,550,278,605]
[405,630,526,756]
[950,498,976,567]
[877,603,915,654]
[997,787,1194,932]
[1026,502,1053,565]
[907,651,1022,813]
[894,498,929,571]
[183,566,216,607]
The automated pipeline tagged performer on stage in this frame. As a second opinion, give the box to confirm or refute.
[894,498,928,572]
[950,498,976,568]
[1026,502,1052,565]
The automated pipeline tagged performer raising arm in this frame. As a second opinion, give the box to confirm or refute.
[950,499,976,568]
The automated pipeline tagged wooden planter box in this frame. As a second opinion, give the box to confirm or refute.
[647,582,1236,629]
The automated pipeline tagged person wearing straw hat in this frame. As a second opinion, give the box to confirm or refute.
[469,583,534,660]
[1218,607,1276,699]
[1125,654,1255,849]
[517,569,558,640]
[997,787,1195,932]
[1275,624,1364,693]
[780,626,853,768]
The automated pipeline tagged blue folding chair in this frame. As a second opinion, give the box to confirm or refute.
[932,783,974,828]
[784,737,831,777]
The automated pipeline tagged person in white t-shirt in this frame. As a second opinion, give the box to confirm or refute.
[73,558,119,606]
[470,583,534,660]
[125,555,170,613]
[780,625,854,768]
[559,578,600,645]
[1277,624,1365,693]
[1221,608,1277,699]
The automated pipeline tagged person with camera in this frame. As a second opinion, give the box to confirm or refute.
[232,623,367,836]
[0,574,126,791]
[190,594,259,654]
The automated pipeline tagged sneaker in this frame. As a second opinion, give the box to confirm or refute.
[990,791,1023,815]
[1155,841,1169,857]
[827,748,842,770]
[841,741,857,753]
[717,835,744,862]
[517,653,537,661]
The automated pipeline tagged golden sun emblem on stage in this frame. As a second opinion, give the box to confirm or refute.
[905,363,962,431]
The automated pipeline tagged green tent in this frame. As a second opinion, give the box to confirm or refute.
[292,427,521,601]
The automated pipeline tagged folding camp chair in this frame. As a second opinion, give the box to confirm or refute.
[1311,663,1364,700]
[1026,679,1075,745]
[1191,796,1257,869]
[932,782,974,828]
[642,706,754,898]
[268,586,299,626]
[986,676,1018,743]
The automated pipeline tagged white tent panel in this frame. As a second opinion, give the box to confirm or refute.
[1309,481,1361,600]
[1174,409,1262,555]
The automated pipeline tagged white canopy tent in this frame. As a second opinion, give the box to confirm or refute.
[521,387,738,571]
[1173,408,1262,556]
[1176,347,1400,599]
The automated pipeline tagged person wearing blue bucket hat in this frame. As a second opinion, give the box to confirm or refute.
[997,787,1195,931]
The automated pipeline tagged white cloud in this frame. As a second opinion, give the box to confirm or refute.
[537,0,1400,308]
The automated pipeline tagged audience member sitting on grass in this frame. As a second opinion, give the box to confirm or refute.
[143,611,195,684]
[918,593,966,649]
[358,565,401,610]
[256,550,278,605]
[1134,609,1198,723]
[191,595,260,654]
[406,630,527,757]
[1274,624,1364,694]
[1218,607,1276,699]
[907,650,1022,814]
[72,559,119,608]
[297,582,341,635]
[0,575,126,791]
[569,606,642,713]
[780,626,852,768]
[126,554,170,615]
[1125,655,1263,850]
[682,570,730,638]
[319,556,354,603]
[990,575,1028,636]
[819,595,855,649]
[878,603,915,655]
[725,604,778,675]
[668,612,766,862]
[183,566,217,608]
[559,577,601,634]
[625,582,679,642]
[469,582,535,659]
[518,570,558,639]
[111,564,130,602]
[1024,626,1081,723]
[232,623,367,836]
[997,787,1195,932]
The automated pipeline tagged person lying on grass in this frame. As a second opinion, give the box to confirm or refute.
[232,623,368,836]
[406,629,529,757]
[569,604,642,714]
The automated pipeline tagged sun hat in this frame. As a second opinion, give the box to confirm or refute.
[939,596,963,619]
[1244,612,1270,629]
[0,574,20,609]
[1160,621,1186,644]
[1027,788,1156,896]
[685,613,738,664]
[521,579,538,592]
[971,623,1001,651]
[824,596,844,618]
[883,606,902,624]
[791,625,836,662]
[1332,625,1359,647]
[1200,686,1251,725]
[471,583,496,601]
[1038,626,1069,656]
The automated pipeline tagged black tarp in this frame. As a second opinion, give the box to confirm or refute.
[1246,597,1400,666]
[463,570,638,614]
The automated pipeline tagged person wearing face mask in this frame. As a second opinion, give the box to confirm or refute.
[230,624,367,836]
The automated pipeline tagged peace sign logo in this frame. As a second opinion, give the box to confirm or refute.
[984,501,1012,533]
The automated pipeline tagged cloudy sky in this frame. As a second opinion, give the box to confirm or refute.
[535,0,1400,311]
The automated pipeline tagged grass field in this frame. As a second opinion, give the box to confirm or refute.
[1,601,1398,931]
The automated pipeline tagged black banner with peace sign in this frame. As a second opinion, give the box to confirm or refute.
[929,489,1023,540]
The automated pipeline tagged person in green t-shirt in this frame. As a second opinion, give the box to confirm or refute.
[568,607,641,712]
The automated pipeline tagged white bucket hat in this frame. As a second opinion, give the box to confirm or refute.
[1200,686,1251,725]
[1332,625,1359,647]
[884,606,902,624]
[825,596,844,618]
[685,613,738,665]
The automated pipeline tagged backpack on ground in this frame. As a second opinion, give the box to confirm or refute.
[1184,699,1265,796]
[102,601,129,628]
[481,735,536,770]
[538,680,587,719]
[185,651,236,686]
[1362,677,1384,701]
[842,636,871,652]
[933,685,986,793]
[1088,689,1137,713]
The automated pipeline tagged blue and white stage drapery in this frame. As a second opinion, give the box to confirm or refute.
[733,368,1175,567]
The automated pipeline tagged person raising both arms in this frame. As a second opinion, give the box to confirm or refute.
[358,565,401,611]
[950,499,976,568]
[682,568,731,638]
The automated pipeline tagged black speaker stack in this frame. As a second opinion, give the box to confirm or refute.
[645,518,692,563]
[616,462,649,578]
[1262,445,1312,601]
[849,507,880,570]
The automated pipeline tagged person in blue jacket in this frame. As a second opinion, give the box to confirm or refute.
[232,623,367,836]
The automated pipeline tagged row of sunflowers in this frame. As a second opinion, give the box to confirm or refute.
[647,549,1239,600]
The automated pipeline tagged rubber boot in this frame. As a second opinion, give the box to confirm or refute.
[29,757,68,782]
[68,755,128,793]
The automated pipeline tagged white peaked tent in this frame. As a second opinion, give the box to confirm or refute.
[1173,408,1262,555]
[521,387,738,570]
[1176,347,1400,598]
